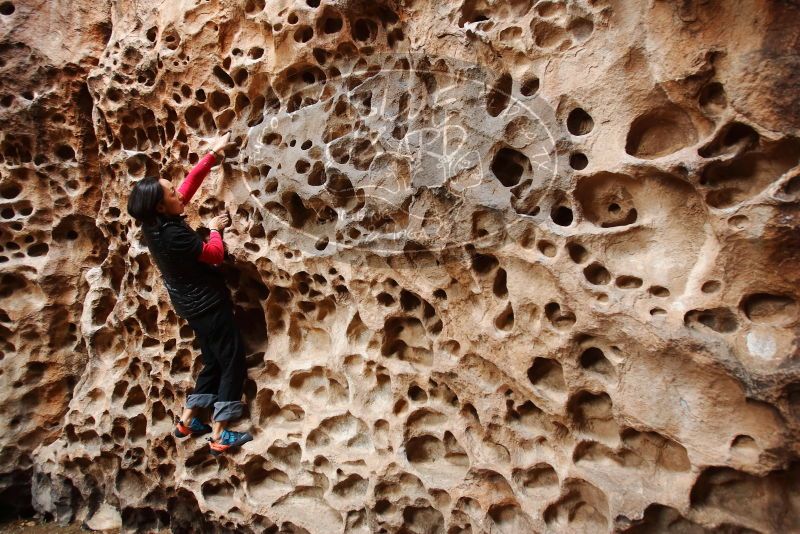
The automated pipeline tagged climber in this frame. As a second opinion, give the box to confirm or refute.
[126,132,253,456]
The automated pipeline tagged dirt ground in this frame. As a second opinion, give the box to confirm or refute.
[0,519,120,533]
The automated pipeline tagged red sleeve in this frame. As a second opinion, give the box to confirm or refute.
[198,230,224,265]
[177,153,217,203]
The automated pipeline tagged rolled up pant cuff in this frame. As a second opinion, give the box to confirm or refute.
[186,393,217,408]
[213,401,244,422]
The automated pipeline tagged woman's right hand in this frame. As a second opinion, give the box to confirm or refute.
[209,213,231,232]
[211,132,232,158]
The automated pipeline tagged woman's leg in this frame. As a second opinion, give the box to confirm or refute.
[180,345,220,425]
[182,311,222,425]
[205,303,248,440]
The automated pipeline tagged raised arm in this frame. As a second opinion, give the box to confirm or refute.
[177,132,232,205]
[177,153,217,204]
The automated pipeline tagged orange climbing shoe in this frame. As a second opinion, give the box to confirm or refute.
[208,430,253,456]
[174,417,212,438]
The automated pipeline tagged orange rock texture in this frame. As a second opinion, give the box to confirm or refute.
[1,0,799,532]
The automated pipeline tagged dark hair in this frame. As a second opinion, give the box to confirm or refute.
[127,176,163,224]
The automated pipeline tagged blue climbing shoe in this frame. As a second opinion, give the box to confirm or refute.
[174,417,212,438]
[208,429,253,455]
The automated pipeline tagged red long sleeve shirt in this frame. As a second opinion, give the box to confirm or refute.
[177,153,224,265]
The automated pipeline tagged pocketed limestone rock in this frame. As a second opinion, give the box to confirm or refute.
[1,0,799,532]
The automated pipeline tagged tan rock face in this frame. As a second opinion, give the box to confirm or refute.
[1,0,799,532]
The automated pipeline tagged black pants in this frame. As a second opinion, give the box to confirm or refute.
[185,301,246,422]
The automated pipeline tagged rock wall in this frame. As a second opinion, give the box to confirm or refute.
[1,0,799,532]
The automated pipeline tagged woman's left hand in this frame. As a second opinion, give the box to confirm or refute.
[209,213,231,231]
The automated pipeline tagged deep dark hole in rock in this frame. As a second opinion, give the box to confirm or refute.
[491,147,529,187]
[567,108,594,135]
[570,152,588,170]
[551,205,573,226]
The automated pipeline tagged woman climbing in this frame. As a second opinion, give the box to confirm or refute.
[126,132,253,456]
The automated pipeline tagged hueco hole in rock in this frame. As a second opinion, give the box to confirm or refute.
[0,0,799,532]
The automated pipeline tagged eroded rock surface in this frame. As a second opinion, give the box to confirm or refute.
[1,0,799,532]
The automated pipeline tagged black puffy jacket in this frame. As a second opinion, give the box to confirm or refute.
[142,214,229,319]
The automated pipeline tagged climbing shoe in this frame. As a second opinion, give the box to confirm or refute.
[174,417,212,438]
[208,430,253,456]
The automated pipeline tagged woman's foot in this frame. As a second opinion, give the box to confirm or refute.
[208,429,253,456]
[174,417,212,438]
